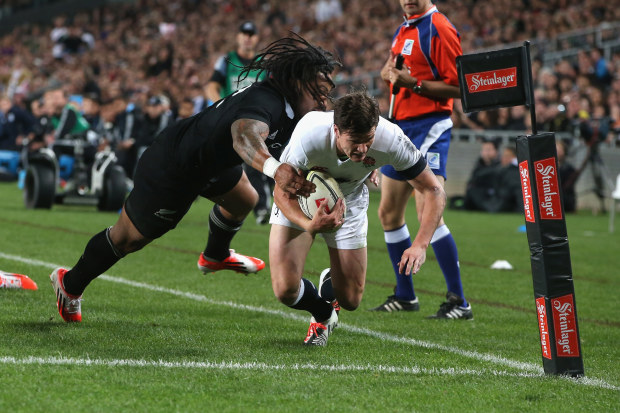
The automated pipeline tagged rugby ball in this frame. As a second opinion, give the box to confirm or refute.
[298,171,345,219]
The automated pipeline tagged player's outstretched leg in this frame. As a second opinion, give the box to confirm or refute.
[286,278,338,346]
[197,250,265,274]
[199,204,265,274]
[50,226,127,322]
[50,268,82,323]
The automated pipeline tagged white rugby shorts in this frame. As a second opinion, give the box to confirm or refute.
[269,185,369,250]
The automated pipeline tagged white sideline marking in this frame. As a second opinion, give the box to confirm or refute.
[0,355,541,377]
[0,356,617,390]
[1,251,618,391]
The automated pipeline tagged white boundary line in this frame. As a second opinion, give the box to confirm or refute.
[1,252,618,391]
[0,355,542,377]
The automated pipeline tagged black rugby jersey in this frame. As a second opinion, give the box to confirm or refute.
[156,81,298,174]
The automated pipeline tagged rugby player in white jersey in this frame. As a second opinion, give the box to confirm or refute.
[268,91,446,345]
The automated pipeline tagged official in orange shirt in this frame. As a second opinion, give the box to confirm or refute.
[370,0,472,320]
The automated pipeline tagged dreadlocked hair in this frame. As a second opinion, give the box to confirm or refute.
[239,32,341,113]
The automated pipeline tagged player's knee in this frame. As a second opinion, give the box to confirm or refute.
[272,279,299,306]
[336,285,364,311]
[377,205,399,228]
[246,190,259,210]
[114,236,149,255]
[339,295,361,311]
[231,191,257,216]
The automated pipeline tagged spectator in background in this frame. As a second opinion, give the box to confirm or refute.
[206,21,273,225]
[487,145,522,213]
[314,0,343,24]
[505,106,528,132]
[145,43,174,78]
[0,94,35,151]
[189,83,209,115]
[205,21,265,103]
[590,48,612,87]
[43,87,90,144]
[82,93,103,132]
[463,138,501,211]
[113,98,144,179]
[556,140,578,212]
[177,97,195,120]
[28,97,50,151]
[484,145,523,213]
[50,15,68,60]
[135,95,173,162]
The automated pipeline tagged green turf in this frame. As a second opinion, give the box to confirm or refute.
[0,181,618,412]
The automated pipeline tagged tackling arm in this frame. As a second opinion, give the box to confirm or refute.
[231,118,315,197]
[399,167,446,275]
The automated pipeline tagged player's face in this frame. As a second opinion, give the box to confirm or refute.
[334,125,375,162]
[296,75,334,116]
[237,32,259,53]
[399,0,432,17]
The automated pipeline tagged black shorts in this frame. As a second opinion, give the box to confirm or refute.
[124,139,243,239]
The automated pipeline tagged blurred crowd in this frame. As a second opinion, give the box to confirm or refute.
[0,0,619,179]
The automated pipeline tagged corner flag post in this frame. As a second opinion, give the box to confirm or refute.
[457,41,584,377]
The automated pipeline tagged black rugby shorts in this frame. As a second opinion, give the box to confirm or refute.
[124,139,243,239]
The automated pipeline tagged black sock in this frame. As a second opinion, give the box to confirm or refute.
[203,204,243,261]
[63,228,124,296]
[319,270,335,302]
[291,278,333,322]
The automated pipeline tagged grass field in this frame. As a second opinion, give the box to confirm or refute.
[0,180,618,412]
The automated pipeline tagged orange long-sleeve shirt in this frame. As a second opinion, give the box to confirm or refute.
[390,5,462,120]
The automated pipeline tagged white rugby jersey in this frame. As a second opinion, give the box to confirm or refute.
[280,111,427,201]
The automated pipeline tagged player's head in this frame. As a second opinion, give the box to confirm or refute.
[501,146,517,167]
[237,21,259,56]
[333,91,380,162]
[0,94,11,113]
[43,87,67,116]
[400,0,434,18]
[240,33,341,115]
[480,138,499,165]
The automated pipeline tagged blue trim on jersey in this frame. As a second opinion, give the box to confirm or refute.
[418,16,440,80]
[392,25,403,43]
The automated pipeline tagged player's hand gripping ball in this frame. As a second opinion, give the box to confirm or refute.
[298,171,345,219]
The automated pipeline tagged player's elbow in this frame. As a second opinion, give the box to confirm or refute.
[431,185,447,210]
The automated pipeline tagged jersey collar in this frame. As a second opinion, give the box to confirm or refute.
[403,5,437,26]
[284,99,294,119]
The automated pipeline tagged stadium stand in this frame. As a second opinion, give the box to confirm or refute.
[0,0,618,210]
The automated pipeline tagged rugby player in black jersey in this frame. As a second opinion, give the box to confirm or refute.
[50,34,341,323]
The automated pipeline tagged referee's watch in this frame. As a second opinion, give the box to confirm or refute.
[413,80,423,94]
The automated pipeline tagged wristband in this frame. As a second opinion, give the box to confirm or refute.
[413,80,423,94]
[262,157,282,179]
